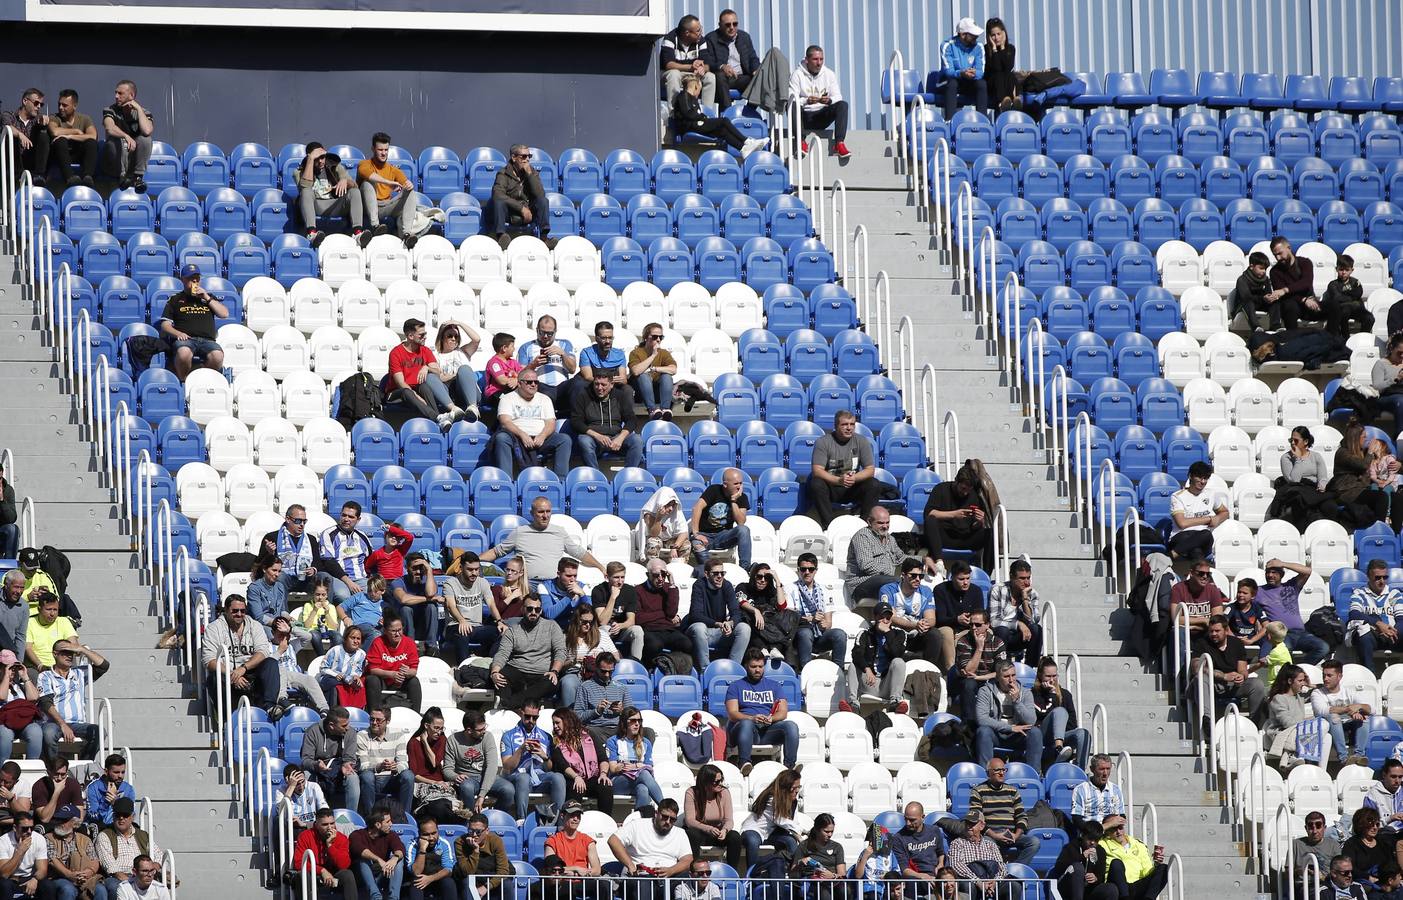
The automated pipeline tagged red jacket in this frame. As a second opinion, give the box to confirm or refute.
[293,827,352,874]
[365,525,414,580]
[367,634,419,674]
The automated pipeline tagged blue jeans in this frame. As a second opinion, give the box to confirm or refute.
[41,721,97,758]
[356,858,405,900]
[1355,629,1403,670]
[975,725,1045,772]
[795,627,847,668]
[692,525,751,570]
[728,719,799,767]
[509,770,565,820]
[359,768,415,816]
[329,577,369,605]
[488,430,571,477]
[575,432,644,469]
[0,524,18,559]
[687,622,753,668]
[1327,716,1368,760]
[741,828,799,871]
[50,878,101,900]
[312,766,361,813]
[449,368,481,408]
[400,600,442,647]
[1000,833,1041,867]
[456,775,516,811]
[1039,707,1091,768]
[632,373,675,412]
[612,771,664,809]
[560,672,582,707]
[1,721,46,763]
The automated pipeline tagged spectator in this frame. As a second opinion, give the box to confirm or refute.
[319,626,367,711]
[1326,854,1369,900]
[1268,237,1320,330]
[953,608,1006,717]
[788,46,851,160]
[39,639,107,757]
[84,753,136,829]
[270,615,331,714]
[1324,254,1371,339]
[0,471,14,565]
[845,506,904,603]
[1336,420,1401,528]
[0,652,42,765]
[480,498,605,582]
[101,80,154,192]
[547,801,601,880]
[1232,251,1273,330]
[0,762,29,828]
[24,591,76,671]
[491,144,552,249]
[739,769,800,870]
[945,810,1006,890]
[356,705,415,816]
[392,552,444,652]
[1167,462,1228,562]
[1195,614,1267,720]
[570,371,642,470]
[606,705,664,811]
[689,467,753,572]
[350,804,406,900]
[483,332,524,412]
[669,74,764,157]
[319,502,375,605]
[575,321,634,415]
[573,651,627,749]
[0,572,28,662]
[1227,579,1269,652]
[365,612,422,712]
[660,15,716,106]
[46,90,97,188]
[877,556,936,662]
[519,316,577,409]
[46,802,101,900]
[291,807,355,897]
[2,89,50,187]
[988,559,1042,665]
[248,560,298,638]
[854,821,899,889]
[1349,560,1403,670]
[96,799,160,896]
[158,264,227,381]
[1366,759,1403,835]
[489,596,565,710]
[440,707,513,814]
[296,583,340,655]
[1054,823,1115,900]
[301,707,361,814]
[264,505,349,596]
[607,797,693,883]
[15,549,58,610]
[939,18,988,118]
[501,699,567,820]
[200,596,280,717]
[358,132,420,249]
[974,660,1043,772]
[1169,559,1225,650]
[626,323,681,423]
[559,604,617,708]
[1311,659,1373,764]
[969,755,1040,866]
[454,811,511,900]
[297,142,365,245]
[593,563,644,662]
[676,858,722,900]
[406,817,457,900]
[850,603,906,714]
[550,708,614,813]
[1098,813,1167,900]
[634,560,693,667]
[791,813,846,885]
[789,552,847,670]
[702,9,760,112]
[0,809,48,899]
[684,559,748,668]
[426,322,484,424]
[386,317,463,428]
[406,709,456,824]
[683,763,741,869]
[491,558,531,628]
[31,754,83,829]
[366,525,415,584]
[725,648,799,772]
[443,551,501,661]
[1294,813,1341,894]
[890,801,945,884]
[1070,754,1126,835]
[1265,665,1313,761]
[982,18,1016,112]
[809,411,880,527]
[1376,337,1403,434]
[1256,559,1328,664]
[922,460,998,573]
[1259,622,1293,685]
[1032,657,1086,767]
[637,487,691,565]
[736,563,795,661]
[278,764,328,830]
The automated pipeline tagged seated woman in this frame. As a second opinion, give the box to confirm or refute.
[683,763,742,869]
[790,813,847,899]
[559,605,617,709]
[736,563,798,661]
[670,73,767,158]
[1266,426,1334,529]
[433,321,484,422]
[550,708,614,812]
[1329,419,1403,529]
[605,706,664,810]
[740,768,801,871]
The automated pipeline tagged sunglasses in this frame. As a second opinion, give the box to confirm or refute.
[798,566,816,572]
[520,379,539,385]
[290,518,308,525]
[537,330,555,338]
[754,573,771,581]
[627,717,643,723]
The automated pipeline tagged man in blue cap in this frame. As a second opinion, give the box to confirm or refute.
[158,264,227,381]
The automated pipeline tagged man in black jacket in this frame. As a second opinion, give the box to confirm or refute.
[490,143,551,249]
[849,603,907,713]
[702,9,761,112]
[570,372,642,469]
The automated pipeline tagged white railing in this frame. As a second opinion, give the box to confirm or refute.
[1063,653,1082,721]
[1089,702,1110,754]
[1,125,14,240]
[941,410,960,478]
[18,496,34,550]
[799,137,825,223]
[885,50,908,146]
[1117,750,1136,838]
[958,182,975,297]
[906,97,929,223]
[1139,802,1159,851]
[161,849,178,899]
[895,315,916,404]
[853,227,872,328]
[930,139,952,263]
[1165,853,1185,900]
[1042,600,1058,661]
[828,179,847,280]
[918,364,938,474]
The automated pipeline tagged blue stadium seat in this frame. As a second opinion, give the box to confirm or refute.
[1295,157,1341,211]
[832,329,880,383]
[650,150,698,204]
[737,327,784,382]
[811,284,858,339]
[1134,285,1183,341]
[1111,240,1157,292]
[1224,113,1270,164]
[1108,154,1153,207]
[1376,77,1403,115]
[1041,286,1088,341]
[416,147,465,202]
[1270,113,1315,166]
[526,148,556,192]
[788,238,835,293]
[1366,202,1403,255]
[1018,154,1064,206]
[1137,377,1186,434]
[384,146,419,188]
[1088,198,1133,248]
[18,185,58,230]
[673,193,719,249]
[904,106,949,159]
[1105,72,1154,112]
[1342,159,1388,211]
[656,675,704,718]
[1151,68,1200,110]
[324,465,372,512]
[144,141,182,194]
[517,467,565,514]
[1201,156,1247,208]
[602,149,648,202]
[60,185,105,240]
[743,152,789,202]
[762,284,808,338]
[1242,73,1289,112]
[108,189,155,243]
[878,422,926,479]
[759,373,807,431]
[251,189,290,240]
[1040,109,1087,163]
[1131,111,1177,164]
[1319,200,1364,252]
[440,192,482,244]
[1112,331,1156,388]
[203,188,251,243]
[1064,155,1108,207]
[741,236,787,293]
[1017,240,1064,294]
[443,420,490,475]
[807,375,854,430]
[995,197,1038,246]
[541,191,577,237]
[712,372,761,429]
[99,275,145,330]
[601,236,646,290]
[996,111,1041,163]
[1139,472,1180,530]
[613,467,656,520]
[1089,285,1135,341]
[138,369,185,424]
[1285,74,1334,113]
[662,467,706,513]
[641,419,688,474]
[689,420,738,474]
[222,233,269,288]
[855,374,903,430]
[902,468,941,514]
[1223,198,1268,250]
[400,418,448,474]
[1176,112,1223,164]
[647,236,693,292]
[1068,73,1110,109]
[1041,198,1088,251]
[951,108,995,162]
[1272,199,1315,248]
[1154,155,1200,206]
[419,466,467,520]
[580,193,625,246]
[1066,242,1110,295]
[737,422,784,477]
[126,232,173,286]
[692,235,740,293]
[229,143,276,198]
[1088,376,1136,434]
[766,195,813,250]
[1180,199,1226,251]
[1361,114,1403,167]
[352,419,400,471]
[716,194,764,246]
[182,142,229,197]
[559,148,604,202]
[1315,114,1361,167]
[1068,332,1113,384]
[47,231,77,277]
[270,234,316,288]
[563,467,612,520]
[972,153,1017,204]
[174,232,220,277]
[695,149,743,203]
[470,467,518,521]
[372,465,420,520]
[465,147,508,202]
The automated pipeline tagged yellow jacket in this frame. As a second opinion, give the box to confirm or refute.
[298,601,338,632]
[1100,836,1156,883]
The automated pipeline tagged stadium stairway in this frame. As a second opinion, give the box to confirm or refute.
[839,129,1254,894]
[0,251,264,895]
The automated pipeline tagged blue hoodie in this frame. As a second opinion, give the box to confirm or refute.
[941,35,986,80]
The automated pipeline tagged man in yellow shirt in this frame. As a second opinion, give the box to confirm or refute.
[17,548,58,614]
[356,131,420,249]
[1098,814,1168,900]
[26,591,76,671]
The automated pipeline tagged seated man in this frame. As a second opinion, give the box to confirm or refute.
[1268,237,1321,331]
[1310,658,1372,763]
[0,810,48,899]
[808,411,881,528]
[725,648,799,773]
[406,817,458,900]
[968,755,1040,866]
[539,558,593,627]
[500,700,566,821]
[453,812,513,900]
[1292,813,1341,899]
[890,801,946,883]
[386,317,466,428]
[938,18,988,118]
[2,89,51,187]
[684,559,751,668]
[931,559,986,674]
[96,799,161,897]
[787,46,851,159]
[570,371,642,470]
[849,603,906,714]
[100,79,154,192]
[45,802,101,899]
[83,753,136,828]
[263,505,347,597]
[844,506,904,603]
[607,798,693,892]
[489,597,566,710]
[519,315,577,408]
[488,368,571,477]
[297,143,365,245]
[391,552,444,652]
[689,468,753,572]
[357,131,421,249]
[572,320,634,414]
[349,805,406,900]
[47,89,98,188]
[1349,559,1403,670]
[922,461,996,572]
[660,16,717,106]
[987,559,1043,665]
[25,591,76,672]
[1166,462,1228,562]
[278,764,328,830]
[973,661,1043,772]
[444,710,515,814]
[1192,614,1267,720]
[879,557,938,662]
[301,707,360,815]
[157,264,227,382]
[945,810,1007,890]
[291,807,356,897]
[789,552,847,669]
[574,651,627,749]
[953,609,1007,717]
[491,144,552,248]
[200,596,280,717]
[592,563,644,662]
[364,613,422,712]
[701,9,760,113]
[1256,560,1329,665]
[634,560,693,667]
[628,324,679,421]
[1170,559,1226,657]
[355,705,415,817]
[1070,754,1127,833]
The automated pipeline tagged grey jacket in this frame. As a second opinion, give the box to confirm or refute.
[491,618,566,675]
[200,615,271,669]
[742,47,793,114]
[973,682,1036,735]
[442,732,502,802]
[300,721,358,771]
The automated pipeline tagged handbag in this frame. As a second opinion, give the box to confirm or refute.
[336,682,367,708]
[0,700,41,730]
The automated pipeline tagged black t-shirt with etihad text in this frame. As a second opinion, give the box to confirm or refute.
[160,290,217,340]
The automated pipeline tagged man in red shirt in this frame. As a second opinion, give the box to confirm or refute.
[365,612,422,711]
[386,317,466,428]
[290,807,355,897]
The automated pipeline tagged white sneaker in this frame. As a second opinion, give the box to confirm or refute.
[435,412,454,429]
[463,404,481,423]
[740,137,768,159]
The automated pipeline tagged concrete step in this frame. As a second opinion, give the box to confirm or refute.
[110,707,214,750]
[178,851,269,896]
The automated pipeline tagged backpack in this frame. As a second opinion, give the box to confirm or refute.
[676,721,727,765]
[335,372,386,431]
[1307,606,1346,647]
[36,545,72,597]
[863,709,893,742]
[654,650,695,677]
[1023,68,1072,93]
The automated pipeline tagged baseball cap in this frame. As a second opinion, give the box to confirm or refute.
[54,804,81,823]
[0,650,17,666]
[17,548,39,569]
[956,16,983,36]
[179,263,202,280]
[874,603,894,618]
[560,801,586,818]
[962,808,984,825]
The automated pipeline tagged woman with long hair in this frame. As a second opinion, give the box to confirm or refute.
[684,763,742,868]
[1263,664,1312,758]
[1343,806,1391,887]
[433,320,484,420]
[922,458,999,571]
[1031,657,1086,768]
[1329,417,1402,527]
[741,768,802,870]
[493,556,532,625]
[406,707,460,823]
[605,705,664,810]
[560,605,617,708]
[982,17,1016,112]
[550,707,614,811]
[793,812,847,899]
[737,562,796,658]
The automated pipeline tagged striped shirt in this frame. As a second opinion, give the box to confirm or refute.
[278,781,327,828]
[322,646,366,682]
[356,730,409,774]
[97,828,163,878]
[321,527,373,582]
[1070,780,1126,821]
[38,667,87,725]
[968,781,1028,833]
[987,582,1040,629]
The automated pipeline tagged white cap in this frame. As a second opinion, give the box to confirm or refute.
[956,16,983,36]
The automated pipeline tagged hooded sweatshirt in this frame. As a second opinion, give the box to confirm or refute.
[634,486,689,556]
[571,384,633,439]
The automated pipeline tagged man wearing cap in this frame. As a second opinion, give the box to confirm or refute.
[850,603,906,714]
[545,801,600,880]
[97,797,161,896]
[1098,813,1168,900]
[46,802,101,899]
[940,18,989,117]
[1257,559,1329,664]
[84,753,137,828]
[0,810,49,899]
[15,550,59,613]
[946,810,1006,892]
[157,264,227,382]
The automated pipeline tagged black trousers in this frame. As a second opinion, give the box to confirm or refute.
[1106,859,1169,900]
[365,673,422,711]
[678,117,747,151]
[924,520,996,572]
[800,101,850,143]
[807,476,882,527]
[49,136,97,179]
[496,664,558,710]
[1057,861,1118,900]
[641,627,691,667]
[715,71,753,111]
[491,193,550,238]
[1166,529,1214,561]
[12,129,51,184]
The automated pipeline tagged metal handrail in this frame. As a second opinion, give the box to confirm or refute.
[907,96,929,222]
[1049,366,1070,491]
[853,227,872,326]
[0,449,10,486]
[95,697,114,761]
[1165,853,1185,900]
[957,182,975,296]
[1041,600,1058,661]
[1118,507,1145,595]
[1062,653,1082,724]
[885,50,907,146]
[18,497,34,550]
[873,270,892,361]
[941,410,960,479]
[1139,802,1159,851]
[1090,703,1109,754]
[1116,750,1136,838]
[919,364,938,474]
[828,178,848,280]
[1,125,14,237]
[932,138,952,262]
[161,848,178,899]
[895,315,916,407]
